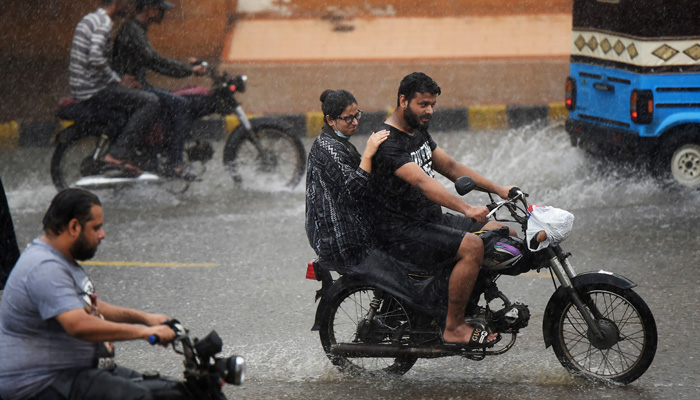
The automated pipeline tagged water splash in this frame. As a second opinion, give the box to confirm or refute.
[439,124,700,211]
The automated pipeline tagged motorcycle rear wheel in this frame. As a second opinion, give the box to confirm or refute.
[222,121,306,189]
[50,127,191,194]
[550,283,657,384]
[51,128,103,191]
[318,282,418,376]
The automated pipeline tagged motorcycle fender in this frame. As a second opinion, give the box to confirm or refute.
[311,275,357,332]
[227,116,291,140]
[541,271,637,348]
[54,124,91,144]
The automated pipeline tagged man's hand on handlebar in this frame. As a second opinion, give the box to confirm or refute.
[188,58,208,76]
[464,204,489,224]
[144,324,177,346]
[143,313,169,327]
[495,185,521,200]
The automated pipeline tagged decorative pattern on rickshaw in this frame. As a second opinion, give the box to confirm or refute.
[572,30,700,66]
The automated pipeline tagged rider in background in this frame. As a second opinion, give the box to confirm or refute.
[0,189,176,400]
[69,0,160,175]
[306,89,389,269]
[369,72,516,348]
[111,0,207,181]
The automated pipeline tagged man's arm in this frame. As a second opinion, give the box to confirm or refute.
[431,147,512,199]
[55,308,175,343]
[96,299,168,326]
[129,24,193,79]
[88,20,120,84]
[395,162,488,223]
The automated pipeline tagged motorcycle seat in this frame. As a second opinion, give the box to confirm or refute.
[54,97,128,129]
[173,85,213,97]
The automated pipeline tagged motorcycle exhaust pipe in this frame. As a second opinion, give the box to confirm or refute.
[330,343,458,359]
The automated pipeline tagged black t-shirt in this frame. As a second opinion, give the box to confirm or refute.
[369,124,443,233]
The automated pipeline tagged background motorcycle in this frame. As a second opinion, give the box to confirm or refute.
[306,177,657,384]
[50,63,306,192]
[142,319,245,400]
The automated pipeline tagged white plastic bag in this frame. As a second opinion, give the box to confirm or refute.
[526,205,575,252]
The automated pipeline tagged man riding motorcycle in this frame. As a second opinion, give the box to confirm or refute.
[111,0,207,181]
[368,72,517,349]
[69,0,160,176]
[0,189,177,400]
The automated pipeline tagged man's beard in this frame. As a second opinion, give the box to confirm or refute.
[404,106,429,130]
[70,232,98,261]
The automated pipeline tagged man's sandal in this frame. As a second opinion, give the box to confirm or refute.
[442,323,502,350]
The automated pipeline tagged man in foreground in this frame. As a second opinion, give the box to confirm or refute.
[370,72,517,348]
[0,189,176,400]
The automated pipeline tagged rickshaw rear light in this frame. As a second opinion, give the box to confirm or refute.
[630,89,653,124]
[565,77,576,110]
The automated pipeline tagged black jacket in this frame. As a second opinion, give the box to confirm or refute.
[305,126,374,268]
[111,18,193,86]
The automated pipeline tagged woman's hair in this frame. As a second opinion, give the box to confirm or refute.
[320,89,357,122]
[42,189,101,235]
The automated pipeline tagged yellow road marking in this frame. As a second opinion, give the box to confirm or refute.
[79,261,218,268]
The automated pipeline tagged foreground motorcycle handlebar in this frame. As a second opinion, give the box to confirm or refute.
[149,319,246,386]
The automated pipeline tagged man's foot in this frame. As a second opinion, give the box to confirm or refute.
[104,154,143,176]
[442,322,500,349]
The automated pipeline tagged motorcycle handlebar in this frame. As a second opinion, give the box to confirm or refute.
[148,319,185,345]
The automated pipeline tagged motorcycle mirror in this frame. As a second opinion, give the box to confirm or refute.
[455,176,477,195]
[194,330,223,360]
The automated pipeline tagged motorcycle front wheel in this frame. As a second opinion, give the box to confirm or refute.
[222,120,306,189]
[318,281,418,376]
[550,283,657,384]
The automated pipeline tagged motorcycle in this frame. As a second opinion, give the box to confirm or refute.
[141,319,245,399]
[306,177,658,384]
[50,63,306,192]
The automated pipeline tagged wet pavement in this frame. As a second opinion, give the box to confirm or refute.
[1,125,699,399]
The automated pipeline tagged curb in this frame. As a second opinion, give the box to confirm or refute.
[0,102,567,149]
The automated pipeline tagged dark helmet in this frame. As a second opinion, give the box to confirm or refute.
[482,236,526,274]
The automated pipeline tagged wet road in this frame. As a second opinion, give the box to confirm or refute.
[1,125,699,399]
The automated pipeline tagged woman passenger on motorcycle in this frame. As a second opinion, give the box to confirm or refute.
[305,90,390,270]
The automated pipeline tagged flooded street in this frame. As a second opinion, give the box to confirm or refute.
[2,125,699,399]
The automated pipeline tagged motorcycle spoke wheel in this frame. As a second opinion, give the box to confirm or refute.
[223,125,305,189]
[551,285,657,384]
[51,134,103,191]
[320,284,417,376]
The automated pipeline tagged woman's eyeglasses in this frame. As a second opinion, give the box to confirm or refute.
[337,110,363,124]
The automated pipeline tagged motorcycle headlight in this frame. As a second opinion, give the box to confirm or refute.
[224,356,246,385]
[228,75,247,94]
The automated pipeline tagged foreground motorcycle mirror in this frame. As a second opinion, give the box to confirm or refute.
[455,176,477,195]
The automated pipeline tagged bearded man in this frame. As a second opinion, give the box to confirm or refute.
[369,72,517,349]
